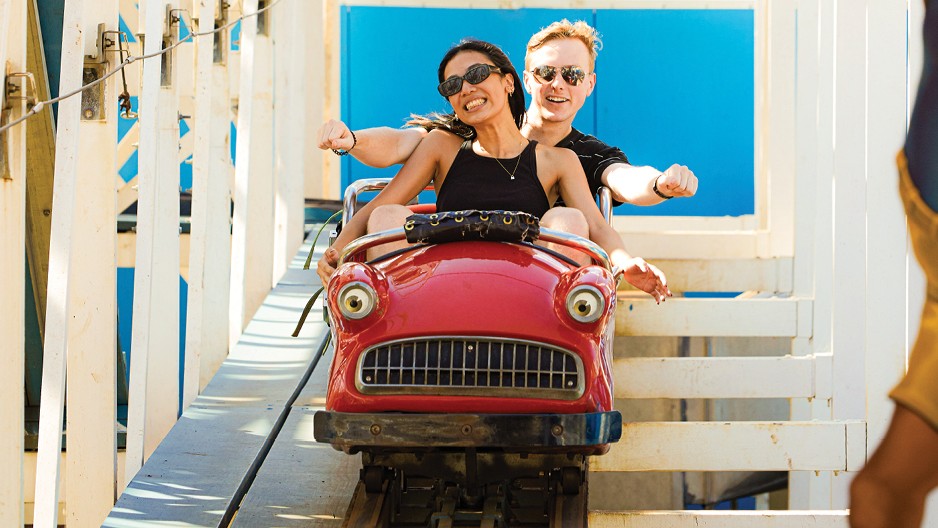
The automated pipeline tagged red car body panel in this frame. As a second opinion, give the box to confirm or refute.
[325,241,617,415]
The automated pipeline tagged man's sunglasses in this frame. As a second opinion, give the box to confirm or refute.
[530,65,587,86]
[438,63,502,97]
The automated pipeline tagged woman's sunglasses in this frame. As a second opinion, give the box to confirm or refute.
[530,65,587,86]
[438,63,502,97]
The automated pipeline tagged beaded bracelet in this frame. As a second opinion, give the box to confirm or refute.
[653,175,673,199]
[331,130,357,156]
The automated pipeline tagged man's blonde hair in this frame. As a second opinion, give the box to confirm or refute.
[525,19,603,71]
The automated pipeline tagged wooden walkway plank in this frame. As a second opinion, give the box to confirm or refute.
[105,240,329,527]
[231,367,360,526]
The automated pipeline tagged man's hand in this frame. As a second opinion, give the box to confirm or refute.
[317,247,340,286]
[655,164,698,198]
[619,257,672,304]
[318,119,355,152]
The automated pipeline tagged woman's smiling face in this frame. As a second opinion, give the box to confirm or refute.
[442,50,513,125]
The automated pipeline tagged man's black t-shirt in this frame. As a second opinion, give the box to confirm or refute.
[554,128,629,207]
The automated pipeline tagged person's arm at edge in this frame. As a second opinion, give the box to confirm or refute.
[601,161,698,206]
[316,129,451,284]
[318,119,427,168]
[551,149,672,303]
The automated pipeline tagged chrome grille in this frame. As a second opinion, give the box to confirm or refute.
[356,337,584,399]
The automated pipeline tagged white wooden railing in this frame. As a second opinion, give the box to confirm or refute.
[1,0,324,525]
[1,0,934,526]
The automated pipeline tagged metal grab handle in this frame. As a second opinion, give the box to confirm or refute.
[598,186,613,224]
[538,228,612,272]
[337,226,612,273]
[342,178,435,224]
[338,227,408,266]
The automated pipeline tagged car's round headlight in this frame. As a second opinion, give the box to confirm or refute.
[337,282,377,320]
[565,285,605,324]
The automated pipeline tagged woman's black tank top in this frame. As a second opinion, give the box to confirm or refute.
[436,139,550,218]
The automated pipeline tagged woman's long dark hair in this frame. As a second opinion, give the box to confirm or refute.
[407,39,526,139]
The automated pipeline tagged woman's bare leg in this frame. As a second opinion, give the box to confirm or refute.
[364,204,413,260]
[539,207,591,266]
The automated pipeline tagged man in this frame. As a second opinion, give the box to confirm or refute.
[848,2,938,527]
[318,19,698,207]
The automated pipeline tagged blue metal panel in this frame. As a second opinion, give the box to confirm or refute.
[596,9,755,216]
[343,7,755,217]
[341,6,594,199]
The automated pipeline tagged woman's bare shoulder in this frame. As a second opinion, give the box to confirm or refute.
[535,142,580,167]
[424,128,466,148]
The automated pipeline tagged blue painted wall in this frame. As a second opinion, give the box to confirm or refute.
[340,7,754,217]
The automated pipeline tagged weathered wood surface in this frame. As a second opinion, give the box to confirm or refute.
[230,358,361,527]
[592,421,866,473]
[616,296,807,337]
[105,241,329,527]
[589,510,849,527]
[613,355,822,399]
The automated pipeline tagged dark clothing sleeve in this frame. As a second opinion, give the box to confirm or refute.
[906,2,938,211]
[554,129,630,208]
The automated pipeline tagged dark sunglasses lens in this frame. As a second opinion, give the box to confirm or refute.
[533,65,556,83]
[562,67,586,86]
[439,77,462,97]
[465,64,491,85]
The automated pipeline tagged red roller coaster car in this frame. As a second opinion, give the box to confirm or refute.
[312,180,623,526]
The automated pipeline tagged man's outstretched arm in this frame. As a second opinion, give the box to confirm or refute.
[601,162,698,206]
[318,119,426,168]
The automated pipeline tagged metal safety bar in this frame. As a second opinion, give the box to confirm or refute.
[337,226,613,273]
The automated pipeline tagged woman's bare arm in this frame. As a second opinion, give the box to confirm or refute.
[317,129,458,283]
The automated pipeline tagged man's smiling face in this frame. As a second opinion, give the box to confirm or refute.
[524,37,596,126]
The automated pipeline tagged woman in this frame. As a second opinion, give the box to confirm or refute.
[317,39,670,303]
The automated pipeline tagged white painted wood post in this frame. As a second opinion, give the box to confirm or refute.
[304,1,328,204]
[789,0,838,510]
[185,0,233,407]
[0,0,27,524]
[230,0,275,344]
[273,0,306,284]
[762,0,796,259]
[830,0,869,508]
[35,0,120,524]
[322,0,342,201]
[125,0,181,483]
[864,0,909,458]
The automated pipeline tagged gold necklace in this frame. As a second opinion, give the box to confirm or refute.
[490,140,527,180]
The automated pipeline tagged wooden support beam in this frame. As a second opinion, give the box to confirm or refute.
[761,0,796,258]
[125,0,181,485]
[864,0,909,456]
[618,257,792,293]
[230,0,275,344]
[35,0,120,524]
[589,511,849,528]
[613,356,822,399]
[24,0,56,340]
[616,231,773,260]
[591,421,866,472]
[272,0,306,284]
[0,0,27,524]
[184,0,233,409]
[615,296,805,337]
